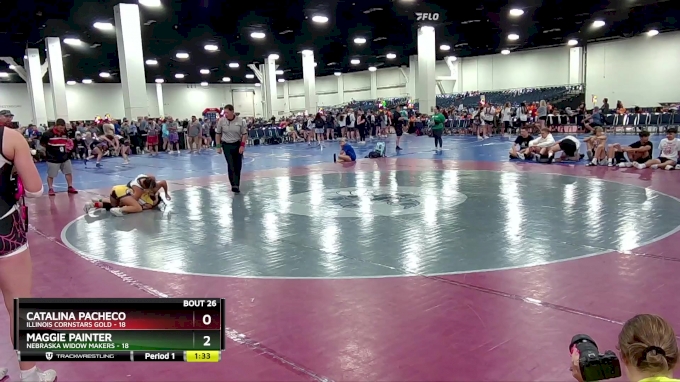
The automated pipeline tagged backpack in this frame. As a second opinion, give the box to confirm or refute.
[365,141,386,158]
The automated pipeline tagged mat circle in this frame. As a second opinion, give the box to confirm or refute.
[61,170,680,278]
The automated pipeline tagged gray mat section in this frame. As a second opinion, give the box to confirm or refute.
[63,171,680,278]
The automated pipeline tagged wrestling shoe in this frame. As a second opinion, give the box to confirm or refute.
[517,152,525,160]
[546,152,554,164]
[83,201,94,213]
[0,367,6,379]
[633,162,646,169]
[618,162,633,168]
[20,367,56,382]
[48,188,56,196]
[665,165,674,170]
[650,164,659,169]
[676,164,680,170]
[67,186,78,194]
[110,207,125,217]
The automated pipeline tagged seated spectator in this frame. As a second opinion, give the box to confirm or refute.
[334,138,356,163]
[634,128,679,170]
[585,127,608,166]
[509,127,533,160]
[525,127,555,158]
[583,107,603,133]
[544,136,583,162]
[616,100,627,114]
[606,131,653,167]
[570,314,678,382]
[601,98,610,114]
[24,124,39,139]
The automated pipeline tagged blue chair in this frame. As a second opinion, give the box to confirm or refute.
[660,113,673,133]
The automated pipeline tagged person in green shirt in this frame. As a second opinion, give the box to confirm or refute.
[570,314,678,382]
[432,106,446,151]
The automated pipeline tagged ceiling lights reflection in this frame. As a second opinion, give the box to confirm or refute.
[93,22,114,31]
[63,38,82,46]
[139,0,162,6]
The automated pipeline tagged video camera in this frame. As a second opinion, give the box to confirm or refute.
[570,334,622,381]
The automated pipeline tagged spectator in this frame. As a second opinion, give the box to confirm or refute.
[601,98,610,114]
[0,110,14,128]
[571,314,678,382]
[40,118,78,196]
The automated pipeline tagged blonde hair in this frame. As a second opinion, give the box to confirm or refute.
[539,100,547,107]
[619,314,678,374]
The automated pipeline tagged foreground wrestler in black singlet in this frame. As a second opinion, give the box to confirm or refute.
[0,125,56,381]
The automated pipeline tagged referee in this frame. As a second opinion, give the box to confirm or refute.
[215,105,248,193]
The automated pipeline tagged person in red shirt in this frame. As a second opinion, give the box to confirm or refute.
[39,119,78,195]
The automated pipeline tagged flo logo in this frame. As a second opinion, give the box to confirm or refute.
[415,12,440,21]
[327,190,421,210]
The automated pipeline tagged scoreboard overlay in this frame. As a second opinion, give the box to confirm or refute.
[14,298,224,362]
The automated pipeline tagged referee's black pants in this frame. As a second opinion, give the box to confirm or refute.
[221,141,243,188]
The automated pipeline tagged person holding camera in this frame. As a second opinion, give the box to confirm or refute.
[571,314,678,382]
